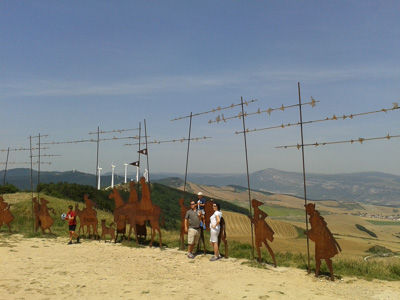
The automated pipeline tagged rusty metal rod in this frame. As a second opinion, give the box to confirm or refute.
[183,113,193,199]
[298,82,311,274]
[240,97,255,260]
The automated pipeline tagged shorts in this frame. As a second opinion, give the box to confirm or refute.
[210,228,220,243]
[69,225,77,232]
[188,228,200,245]
[199,209,205,215]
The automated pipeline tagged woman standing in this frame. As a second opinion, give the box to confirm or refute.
[209,202,222,261]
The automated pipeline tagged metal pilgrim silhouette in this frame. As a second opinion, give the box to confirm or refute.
[0,196,14,232]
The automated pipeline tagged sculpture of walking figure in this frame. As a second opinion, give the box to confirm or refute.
[305,203,341,281]
[248,199,276,267]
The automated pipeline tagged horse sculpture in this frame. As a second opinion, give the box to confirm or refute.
[0,196,14,233]
[75,194,98,238]
[305,203,341,281]
[248,199,276,267]
[113,182,147,243]
[110,177,164,247]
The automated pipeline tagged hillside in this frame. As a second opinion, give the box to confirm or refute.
[157,178,400,257]
[2,180,400,260]
[1,180,248,231]
[2,168,399,206]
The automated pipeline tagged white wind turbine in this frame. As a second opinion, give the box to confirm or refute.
[97,166,102,190]
[124,163,128,183]
[111,163,116,188]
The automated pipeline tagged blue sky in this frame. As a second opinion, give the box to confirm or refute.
[1,0,399,178]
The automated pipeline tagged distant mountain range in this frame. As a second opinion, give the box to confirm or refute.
[1,168,399,206]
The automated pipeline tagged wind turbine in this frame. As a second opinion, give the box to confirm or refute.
[97,166,102,190]
[111,164,116,188]
[124,163,128,184]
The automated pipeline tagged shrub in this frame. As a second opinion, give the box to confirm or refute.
[356,224,377,238]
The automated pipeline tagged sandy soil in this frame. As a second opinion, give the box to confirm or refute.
[1,234,399,300]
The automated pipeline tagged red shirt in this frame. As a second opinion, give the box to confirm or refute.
[67,211,77,226]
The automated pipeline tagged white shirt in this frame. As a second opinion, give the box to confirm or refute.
[210,211,222,231]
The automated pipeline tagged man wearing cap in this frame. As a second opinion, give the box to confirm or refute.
[197,192,206,230]
[185,200,201,259]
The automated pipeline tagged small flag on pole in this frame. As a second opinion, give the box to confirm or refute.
[130,161,139,167]
[138,148,148,155]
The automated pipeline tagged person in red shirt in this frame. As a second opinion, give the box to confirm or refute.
[65,205,80,245]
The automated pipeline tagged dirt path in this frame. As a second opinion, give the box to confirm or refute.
[0,234,399,300]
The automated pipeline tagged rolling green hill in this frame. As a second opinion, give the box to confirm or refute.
[32,181,249,230]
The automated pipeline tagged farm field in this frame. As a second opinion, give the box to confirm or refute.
[179,182,400,259]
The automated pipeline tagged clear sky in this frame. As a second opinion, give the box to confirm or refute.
[1,1,399,178]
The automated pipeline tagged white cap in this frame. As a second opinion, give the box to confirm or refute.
[197,192,203,196]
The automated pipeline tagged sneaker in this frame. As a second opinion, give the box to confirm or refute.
[199,221,203,227]
[67,241,73,245]
[210,256,219,261]
[203,224,206,230]
[188,253,195,259]
[218,254,222,259]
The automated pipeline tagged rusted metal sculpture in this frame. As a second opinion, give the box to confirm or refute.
[179,197,191,250]
[219,217,228,256]
[248,199,276,267]
[100,219,116,242]
[128,181,147,241]
[75,194,98,238]
[115,214,128,242]
[110,177,163,247]
[0,196,14,232]
[305,203,342,281]
[33,197,55,234]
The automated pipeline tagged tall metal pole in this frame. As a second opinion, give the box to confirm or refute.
[144,119,150,185]
[183,112,193,199]
[30,136,34,233]
[298,82,311,273]
[240,97,255,260]
[37,133,41,200]
[96,126,100,187]
[2,147,10,196]
[137,122,141,182]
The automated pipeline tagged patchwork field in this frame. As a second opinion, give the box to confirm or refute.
[179,182,400,258]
